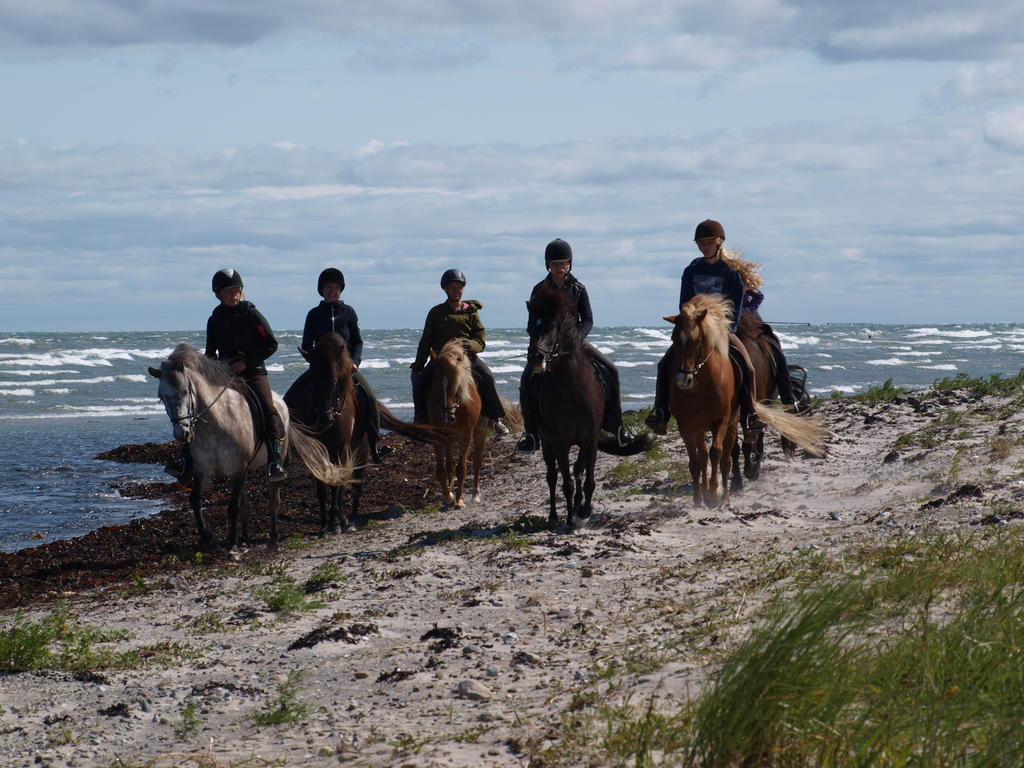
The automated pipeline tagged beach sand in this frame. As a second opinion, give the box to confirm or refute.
[3,387,1023,767]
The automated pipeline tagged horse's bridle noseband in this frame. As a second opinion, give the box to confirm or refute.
[679,348,712,377]
[165,373,230,440]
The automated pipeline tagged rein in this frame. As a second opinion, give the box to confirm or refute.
[170,377,231,430]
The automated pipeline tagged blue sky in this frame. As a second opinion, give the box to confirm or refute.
[1,1,1023,331]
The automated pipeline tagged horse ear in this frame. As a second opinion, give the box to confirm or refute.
[299,347,310,362]
[696,309,708,324]
[663,315,677,324]
[148,366,162,379]
[429,349,438,361]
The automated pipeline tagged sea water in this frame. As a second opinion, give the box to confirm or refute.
[2,324,1023,552]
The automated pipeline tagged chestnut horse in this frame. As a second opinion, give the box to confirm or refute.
[528,283,654,528]
[666,295,827,507]
[287,332,450,532]
[428,339,487,509]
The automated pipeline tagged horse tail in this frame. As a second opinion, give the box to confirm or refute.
[285,422,358,486]
[754,404,829,457]
[598,432,656,456]
[377,404,454,447]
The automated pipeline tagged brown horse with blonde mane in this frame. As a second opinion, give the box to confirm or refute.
[666,294,827,507]
[428,339,488,509]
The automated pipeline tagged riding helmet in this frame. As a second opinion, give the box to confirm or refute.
[211,268,243,294]
[544,238,572,264]
[440,269,466,289]
[694,219,726,241]
[317,267,345,296]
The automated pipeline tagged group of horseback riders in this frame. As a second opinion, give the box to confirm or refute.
[165,218,802,483]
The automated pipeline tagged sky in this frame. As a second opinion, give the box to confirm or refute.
[1,0,1023,331]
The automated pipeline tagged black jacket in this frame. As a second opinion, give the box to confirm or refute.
[680,257,745,333]
[205,301,279,377]
[301,300,363,366]
[528,274,594,339]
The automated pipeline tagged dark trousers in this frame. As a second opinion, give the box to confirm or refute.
[413,356,505,423]
[246,374,284,441]
[762,325,796,405]
[519,343,623,435]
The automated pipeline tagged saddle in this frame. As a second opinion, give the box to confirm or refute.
[240,381,271,446]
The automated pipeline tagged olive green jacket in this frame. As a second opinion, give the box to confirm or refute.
[411,300,486,371]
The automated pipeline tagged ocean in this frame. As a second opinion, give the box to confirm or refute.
[2,324,1023,553]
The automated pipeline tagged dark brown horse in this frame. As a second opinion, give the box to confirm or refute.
[527,284,653,528]
[666,296,827,507]
[286,332,446,532]
[427,339,488,509]
[735,310,777,479]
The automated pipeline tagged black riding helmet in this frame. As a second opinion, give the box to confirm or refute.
[440,269,466,289]
[212,268,243,294]
[544,238,572,264]
[317,267,345,296]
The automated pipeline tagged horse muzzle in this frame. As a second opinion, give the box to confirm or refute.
[675,372,696,391]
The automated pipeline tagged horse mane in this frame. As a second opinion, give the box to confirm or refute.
[437,338,474,402]
[167,344,243,390]
[310,333,354,392]
[529,282,582,347]
[681,294,732,358]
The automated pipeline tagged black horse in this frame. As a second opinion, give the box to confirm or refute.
[526,284,653,528]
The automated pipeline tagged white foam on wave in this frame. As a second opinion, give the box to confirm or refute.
[489,365,523,374]
[919,364,958,370]
[623,392,653,399]
[632,328,672,343]
[0,337,34,346]
[265,364,285,372]
[7,404,164,419]
[378,399,414,408]
[818,365,846,370]
[840,337,874,344]
[615,361,653,367]
[43,388,71,394]
[117,374,148,383]
[908,328,992,339]
[0,388,34,396]
[812,384,859,394]
[0,369,80,376]
[777,334,820,348]
[816,353,832,358]
[595,347,614,355]
[359,360,390,369]
[893,351,934,357]
[865,358,909,366]
[904,339,951,345]
[0,375,118,387]
[953,344,1001,350]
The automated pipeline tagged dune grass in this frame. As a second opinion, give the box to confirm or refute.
[531,528,1024,767]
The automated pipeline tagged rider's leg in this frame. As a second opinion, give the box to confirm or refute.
[164,443,193,481]
[411,362,434,425]
[727,335,763,435]
[248,374,287,482]
[353,368,392,463]
[516,365,540,453]
[471,357,509,435]
[644,348,672,434]
[760,325,798,408]
[583,342,628,445]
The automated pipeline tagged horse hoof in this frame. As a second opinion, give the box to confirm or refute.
[454,499,466,509]
[471,492,481,503]
[344,523,356,533]
[266,540,279,553]
[228,549,242,562]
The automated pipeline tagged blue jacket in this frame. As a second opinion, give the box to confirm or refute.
[301,300,363,366]
[680,257,745,333]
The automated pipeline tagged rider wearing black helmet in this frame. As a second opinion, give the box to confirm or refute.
[644,220,770,439]
[515,239,630,453]
[410,270,509,435]
[284,267,392,463]
[165,268,287,482]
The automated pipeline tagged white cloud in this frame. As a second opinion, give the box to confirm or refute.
[927,60,1024,105]
[983,107,1024,153]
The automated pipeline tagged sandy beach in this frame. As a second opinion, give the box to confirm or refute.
[3,384,1023,768]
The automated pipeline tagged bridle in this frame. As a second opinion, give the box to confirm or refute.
[674,327,713,388]
[167,374,230,439]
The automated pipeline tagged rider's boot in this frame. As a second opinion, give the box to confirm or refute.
[644,407,668,435]
[491,418,510,437]
[267,439,287,483]
[368,430,393,464]
[515,433,540,454]
[164,444,193,482]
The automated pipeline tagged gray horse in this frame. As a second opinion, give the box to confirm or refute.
[149,344,353,551]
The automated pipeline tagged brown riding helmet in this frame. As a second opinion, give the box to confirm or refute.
[694,219,726,241]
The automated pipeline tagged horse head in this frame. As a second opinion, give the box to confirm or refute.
[306,333,354,429]
[527,285,579,374]
[667,294,733,391]
[149,345,209,442]
[431,340,473,424]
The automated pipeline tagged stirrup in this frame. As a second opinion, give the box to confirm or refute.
[371,443,393,464]
[515,434,539,454]
[268,462,287,483]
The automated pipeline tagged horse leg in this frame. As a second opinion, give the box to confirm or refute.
[558,451,574,531]
[190,475,217,551]
[331,484,344,533]
[542,440,560,527]
[731,438,744,492]
[454,443,469,509]
[717,428,734,508]
[571,445,596,528]
[707,438,722,508]
[681,434,704,506]
[226,480,242,551]
[435,447,454,508]
[267,482,280,552]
